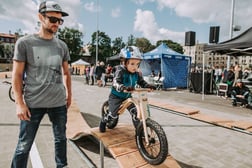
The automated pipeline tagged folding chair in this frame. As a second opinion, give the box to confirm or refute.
[217,83,228,97]
[154,77,164,90]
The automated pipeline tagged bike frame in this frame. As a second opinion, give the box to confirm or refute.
[117,88,151,145]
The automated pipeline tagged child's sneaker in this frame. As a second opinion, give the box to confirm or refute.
[99,120,107,132]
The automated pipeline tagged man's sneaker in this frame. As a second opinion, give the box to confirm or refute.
[99,120,106,133]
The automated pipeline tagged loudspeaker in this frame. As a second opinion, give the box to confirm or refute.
[209,26,220,43]
[185,31,196,46]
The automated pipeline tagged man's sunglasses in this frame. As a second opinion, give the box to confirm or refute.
[44,15,64,25]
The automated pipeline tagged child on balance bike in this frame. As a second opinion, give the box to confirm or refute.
[99,46,156,132]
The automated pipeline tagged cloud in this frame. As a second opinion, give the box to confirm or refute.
[0,0,38,32]
[134,9,184,44]
[133,0,155,5]
[84,2,101,13]
[111,7,121,18]
[0,0,84,33]
[134,0,252,43]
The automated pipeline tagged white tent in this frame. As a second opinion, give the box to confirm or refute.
[72,59,90,65]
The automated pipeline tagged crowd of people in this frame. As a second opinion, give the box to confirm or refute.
[213,65,252,107]
[191,64,252,108]
[82,61,114,87]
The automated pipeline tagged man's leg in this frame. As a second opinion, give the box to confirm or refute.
[11,109,44,168]
[231,90,237,106]
[48,106,67,168]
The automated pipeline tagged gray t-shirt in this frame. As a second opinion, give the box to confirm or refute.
[13,34,70,108]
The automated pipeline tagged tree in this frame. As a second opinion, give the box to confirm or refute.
[0,44,4,58]
[111,37,125,55]
[135,37,155,53]
[57,27,83,62]
[90,31,111,63]
[127,34,136,46]
[156,40,183,54]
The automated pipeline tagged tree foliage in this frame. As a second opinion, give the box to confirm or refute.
[57,27,83,62]
[135,37,155,53]
[111,37,125,55]
[9,27,184,65]
[127,34,136,46]
[89,31,111,63]
[156,40,183,54]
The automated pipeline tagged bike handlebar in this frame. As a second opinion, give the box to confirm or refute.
[123,88,152,93]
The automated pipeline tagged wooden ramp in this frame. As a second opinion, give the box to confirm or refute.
[67,100,181,168]
[91,124,181,168]
[149,99,252,134]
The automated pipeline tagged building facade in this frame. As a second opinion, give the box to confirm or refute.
[0,33,17,63]
[183,43,252,70]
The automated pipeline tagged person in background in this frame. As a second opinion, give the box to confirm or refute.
[214,65,222,84]
[89,63,95,85]
[85,65,90,84]
[150,70,155,77]
[99,46,156,133]
[233,64,243,86]
[11,1,71,167]
[223,66,235,97]
[231,79,251,107]
[95,61,106,87]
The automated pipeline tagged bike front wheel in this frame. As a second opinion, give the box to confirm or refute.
[136,118,168,165]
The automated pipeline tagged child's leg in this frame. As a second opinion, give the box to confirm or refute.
[128,103,140,128]
[99,94,123,132]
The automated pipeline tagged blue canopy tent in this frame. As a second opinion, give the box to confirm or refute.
[140,43,191,89]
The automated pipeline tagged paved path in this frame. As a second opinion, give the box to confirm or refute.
[71,76,252,168]
[1,74,252,168]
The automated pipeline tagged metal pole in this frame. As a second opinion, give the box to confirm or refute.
[202,52,205,100]
[227,0,235,69]
[95,0,99,64]
[100,140,104,168]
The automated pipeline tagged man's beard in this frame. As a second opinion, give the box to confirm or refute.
[45,27,57,35]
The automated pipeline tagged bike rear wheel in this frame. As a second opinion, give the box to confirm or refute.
[9,86,15,102]
[136,118,168,165]
[101,100,118,129]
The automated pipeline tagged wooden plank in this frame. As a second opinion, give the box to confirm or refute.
[171,107,199,115]
[66,100,91,140]
[116,150,148,168]
[0,71,11,79]
[212,121,236,129]
[231,121,252,130]
[149,100,199,115]
[139,155,181,168]
[91,124,135,147]
[91,125,180,168]
[109,140,138,157]
[190,113,232,123]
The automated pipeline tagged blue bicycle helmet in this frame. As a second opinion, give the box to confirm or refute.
[119,46,142,60]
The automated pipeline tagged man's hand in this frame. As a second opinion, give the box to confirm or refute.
[16,104,31,121]
[236,95,244,98]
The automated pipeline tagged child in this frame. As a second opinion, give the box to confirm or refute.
[99,46,156,132]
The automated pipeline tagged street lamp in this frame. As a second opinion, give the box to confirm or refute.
[227,0,241,69]
[95,0,99,64]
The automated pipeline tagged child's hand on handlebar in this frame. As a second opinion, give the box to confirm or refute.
[122,86,134,92]
[145,84,157,90]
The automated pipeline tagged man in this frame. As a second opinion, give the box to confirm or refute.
[11,1,71,168]
[231,79,251,107]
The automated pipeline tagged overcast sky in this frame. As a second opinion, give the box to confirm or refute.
[0,0,251,45]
